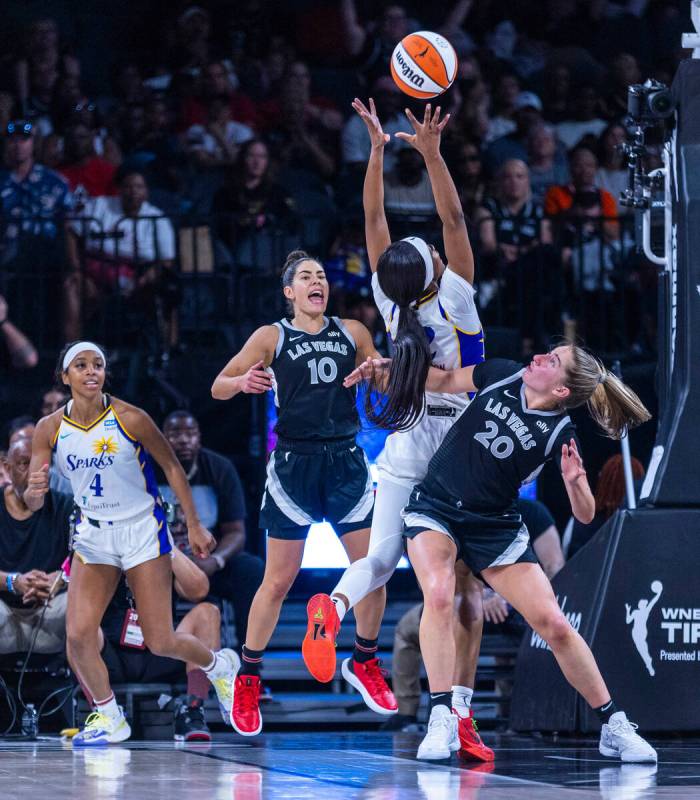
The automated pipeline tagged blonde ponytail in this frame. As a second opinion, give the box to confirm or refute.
[562,346,651,439]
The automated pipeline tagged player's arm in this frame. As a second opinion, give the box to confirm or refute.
[113,402,214,558]
[560,439,595,524]
[352,98,391,271]
[211,325,278,400]
[172,547,210,602]
[425,364,477,395]
[343,318,381,365]
[397,105,474,284]
[23,414,60,511]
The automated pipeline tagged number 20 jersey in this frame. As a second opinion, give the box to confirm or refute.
[53,401,160,521]
[268,317,359,441]
[423,359,578,513]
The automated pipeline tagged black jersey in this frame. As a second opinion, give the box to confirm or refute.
[423,359,578,512]
[269,316,359,442]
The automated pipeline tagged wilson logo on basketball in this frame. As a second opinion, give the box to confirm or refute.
[394,50,425,88]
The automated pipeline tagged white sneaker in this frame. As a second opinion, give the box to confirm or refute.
[73,708,131,747]
[209,648,241,724]
[599,711,657,763]
[416,706,460,760]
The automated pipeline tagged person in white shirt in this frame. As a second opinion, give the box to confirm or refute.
[556,85,608,150]
[64,170,180,349]
[186,94,254,167]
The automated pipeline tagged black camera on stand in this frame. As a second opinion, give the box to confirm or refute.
[620,80,673,214]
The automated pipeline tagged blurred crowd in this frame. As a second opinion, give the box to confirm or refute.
[0,0,681,360]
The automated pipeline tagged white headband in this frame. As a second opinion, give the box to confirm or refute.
[62,342,106,371]
[402,236,434,290]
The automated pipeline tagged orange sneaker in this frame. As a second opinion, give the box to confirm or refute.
[455,709,495,762]
[302,593,340,683]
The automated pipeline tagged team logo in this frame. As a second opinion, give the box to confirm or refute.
[92,436,119,457]
[626,581,663,677]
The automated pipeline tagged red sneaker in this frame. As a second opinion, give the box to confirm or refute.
[302,593,340,683]
[455,709,495,762]
[341,657,398,715]
[231,674,262,736]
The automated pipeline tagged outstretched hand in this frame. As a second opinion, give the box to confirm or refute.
[395,103,450,158]
[352,97,390,150]
[561,439,586,485]
[343,356,392,388]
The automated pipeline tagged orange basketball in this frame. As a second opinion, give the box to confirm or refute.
[390,31,458,99]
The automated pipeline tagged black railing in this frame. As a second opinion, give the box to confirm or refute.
[0,209,659,360]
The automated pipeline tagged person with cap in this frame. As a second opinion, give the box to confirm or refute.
[301,100,493,763]
[25,340,239,746]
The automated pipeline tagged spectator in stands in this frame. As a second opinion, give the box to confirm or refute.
[342,77,411,175]
[541,63,572,124]
[567,455,645,558]
[170,5,217,73]
[527,123,569,204]
[484,72,521,144]
[483,92,547,176]
[383,147,437,218]
[388,499,563,729]
[0,295,39,371]
[449,57,491,141]
[98,548,222,741]
[556,85,608,150]
[116,103,148,157]
[59,122,117,199]
[212,139,295,246]
[64,169,179,347]
[179,59,257,131]
[0,119,72,253]
[186,94,254,168]
[39,387,69,418]
[545,145,619,242]
[475,159,555,350]
[446,138,485,221]
[596,122,629,210]
[0,437,71,656]
[160,411,265,649]
[6,417,35,447]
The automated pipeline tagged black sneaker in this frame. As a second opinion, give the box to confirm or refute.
[174,696,212,742]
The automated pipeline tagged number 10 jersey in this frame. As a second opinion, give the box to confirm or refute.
[268,316,359,441]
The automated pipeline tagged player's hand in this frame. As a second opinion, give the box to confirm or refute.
[343,356,392,388]
[483,592,509,624]
[352,97,390,150]
[395,104,450,158]
[25,464,50,502]
[561,439,586,485]
[187,521,216,559]
[240,360,272,394]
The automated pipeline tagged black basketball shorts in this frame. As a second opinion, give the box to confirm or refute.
[259,436,374,540]
[402,485,537,576]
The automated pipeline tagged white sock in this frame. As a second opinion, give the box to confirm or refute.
[94,694,121,721]
[452,685,474,718]
[203,650,225,679]
[332,596,347,623]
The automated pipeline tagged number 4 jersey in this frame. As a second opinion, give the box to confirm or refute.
[268,317,359,441]
[53,399,161,521]
[423,359,579,513]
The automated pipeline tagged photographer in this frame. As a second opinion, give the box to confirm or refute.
[0,438,71,655]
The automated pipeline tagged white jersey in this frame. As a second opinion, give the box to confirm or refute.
[53,399,159,521]
[372,266,484,410]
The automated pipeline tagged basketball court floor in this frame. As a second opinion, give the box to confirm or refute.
[1,731,698,799]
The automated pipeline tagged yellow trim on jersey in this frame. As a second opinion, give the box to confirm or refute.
[416,289,437,307]
[111,407,138,443]
[62,405,111,432]
[51,427,61,448]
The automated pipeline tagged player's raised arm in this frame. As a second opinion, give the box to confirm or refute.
[352,97,392,271]
[396,104,474,284]
[211,325,278,400]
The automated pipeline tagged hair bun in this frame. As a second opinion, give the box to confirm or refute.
[281,250,310,275]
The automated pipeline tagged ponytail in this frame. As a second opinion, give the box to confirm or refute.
[365,306,431,431]
[562,345,651,439]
